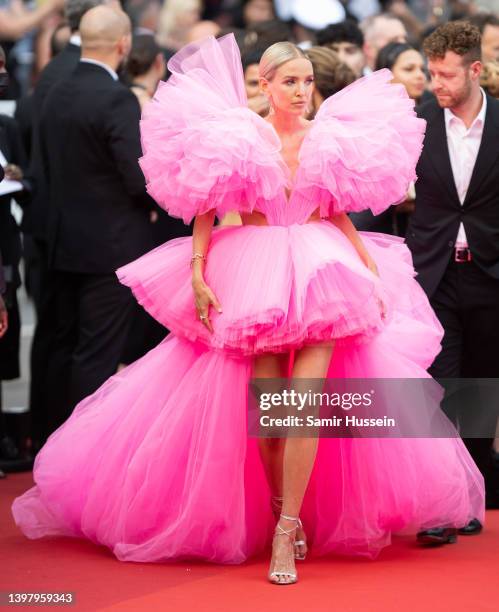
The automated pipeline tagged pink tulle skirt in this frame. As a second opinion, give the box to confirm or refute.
[11,222,485,563]
[116,222,436,357]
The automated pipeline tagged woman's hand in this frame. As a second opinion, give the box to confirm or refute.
[192,277,222,334]
[191,210,217,331]
[362,254,388,320]
[328,214,387,322]
[363,253,380,278]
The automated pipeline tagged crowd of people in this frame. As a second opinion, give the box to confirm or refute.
[0,0,498,520]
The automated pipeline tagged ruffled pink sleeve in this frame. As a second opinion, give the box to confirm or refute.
[139,35,288,224]
[295,69,426,217]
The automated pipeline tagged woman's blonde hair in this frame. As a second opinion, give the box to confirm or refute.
[481,60,499,99]
[259,41,308,81]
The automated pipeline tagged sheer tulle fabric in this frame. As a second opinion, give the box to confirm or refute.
[12,225,484,561]
[116,225,437,357]
[139,35,424,225]
[12,334,483,563]
[11,338,269,563]
[11,32,485,564]
[117,224,389,355]
[295,70,426,217]
[139,36,288,224]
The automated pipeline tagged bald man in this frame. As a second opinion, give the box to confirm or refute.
[24,0,120,243]
[26,0,122,451]
[361,13,407,72]
[38,5,153,431]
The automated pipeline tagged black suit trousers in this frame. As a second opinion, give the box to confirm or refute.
[29,239,59,446]
[429,257,499,505]
[46,271,133,433]
[429,258,499,379]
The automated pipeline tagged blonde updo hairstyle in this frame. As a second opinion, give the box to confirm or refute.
[258,41,309,81]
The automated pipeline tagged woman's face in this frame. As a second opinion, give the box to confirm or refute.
[244,63,260,99]
[391,49,427,100]
[261,58,314,116]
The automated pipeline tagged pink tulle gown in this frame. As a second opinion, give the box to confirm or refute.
[12,35,484,563]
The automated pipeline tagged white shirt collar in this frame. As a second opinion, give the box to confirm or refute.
[79,58,119,81]
[69,33,81,46]
[444,88,487,131]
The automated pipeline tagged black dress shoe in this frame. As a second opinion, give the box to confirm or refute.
[0,468,6,479]
[458,518,483,535]
[417,527,458,545]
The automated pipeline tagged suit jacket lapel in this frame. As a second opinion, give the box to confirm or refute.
[423,105,461,206]
[464,96,499,206]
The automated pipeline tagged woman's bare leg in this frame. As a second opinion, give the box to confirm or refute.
[269,343,334,583]
[254,353,289,501]
[254,352,309,565]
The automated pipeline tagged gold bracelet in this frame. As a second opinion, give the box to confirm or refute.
[190,253,206,267]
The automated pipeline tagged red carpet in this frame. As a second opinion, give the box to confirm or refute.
[2,473,498,611]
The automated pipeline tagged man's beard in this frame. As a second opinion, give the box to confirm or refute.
[435,77,472,109]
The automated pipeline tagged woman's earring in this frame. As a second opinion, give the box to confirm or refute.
[267,95,275,116]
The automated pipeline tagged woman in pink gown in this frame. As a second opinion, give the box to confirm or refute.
[12,35,484,585]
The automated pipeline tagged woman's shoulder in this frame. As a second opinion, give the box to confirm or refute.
[139,58,289,223]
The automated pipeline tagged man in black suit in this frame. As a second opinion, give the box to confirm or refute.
[26,0,120,448]
[39,4,151,427]
[23,0,120,246]
[406,21,499,544]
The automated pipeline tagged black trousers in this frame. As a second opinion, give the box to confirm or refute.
[44,271,134,437]
[29,239,59,446]
[429,257,499,506]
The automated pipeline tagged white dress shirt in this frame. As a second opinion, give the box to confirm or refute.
[79,58,119,82]
[444,88,487,247]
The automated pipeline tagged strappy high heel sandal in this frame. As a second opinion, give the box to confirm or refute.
[268,513,299,585]
[271,496,307,561]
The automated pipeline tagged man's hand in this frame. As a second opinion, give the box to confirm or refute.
[4,163,23,181]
